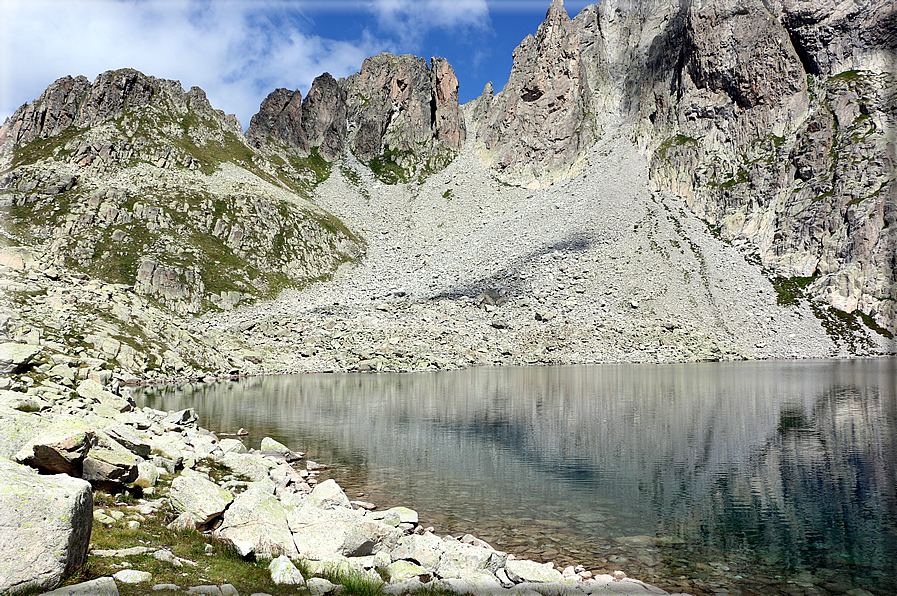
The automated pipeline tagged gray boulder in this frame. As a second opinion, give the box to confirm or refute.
[288,503,401,559]
[81,430,139,489]
[219,451,277,482]
[168,471,233,528]
[0,413,49,459]
[435,538,508,580]
[14,416,95,475]
[112,569,152,584]
[76,379,133,413]
[0,342,42,374]
[504,559,564,584]
[102,424,151,458]
[134,460,159,488]
[162,408,198,427]
[38,577,119,595]
[306,577,341,595]
[268,555,305,585]
[390,532,444,569]
[306,478,353,509]
[0,458,93,594]
[215,480,298,559]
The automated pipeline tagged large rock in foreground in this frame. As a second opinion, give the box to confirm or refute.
[0,458,93,594]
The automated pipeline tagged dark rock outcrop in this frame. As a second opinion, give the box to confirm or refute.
[775,0,897,76]
[678,0,809,146]
[246,88,309,153]
[301,73,348,162]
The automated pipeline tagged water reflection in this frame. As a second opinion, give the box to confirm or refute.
[136,359,897,596]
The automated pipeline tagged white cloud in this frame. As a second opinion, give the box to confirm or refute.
[367,0,491,45]
[0,0,389,129]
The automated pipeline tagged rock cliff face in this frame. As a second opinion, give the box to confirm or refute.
[344,53,466,182]
[244,54,467,182]
[0,69,362,317]
[301,73,348,162]
[469,0,895,334]
[476,0,597,187]
[245,88,308,153]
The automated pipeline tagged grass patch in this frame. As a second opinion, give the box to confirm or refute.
[771,275,816,307]
[57,489,300,596]
[369,146,412,185]
[320,568,385,596]
[9,126,83,169]
[655,134,698,159]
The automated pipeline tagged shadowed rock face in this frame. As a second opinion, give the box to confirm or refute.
[775,0,897,75]
[246,88,309,153]
[679,0,808,145]
[476,0,596,187]
[301,73,348,162]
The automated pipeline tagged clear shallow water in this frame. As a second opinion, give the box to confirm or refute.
[136,359,897,596]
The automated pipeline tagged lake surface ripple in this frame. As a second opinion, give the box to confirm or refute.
[136,358,897,596]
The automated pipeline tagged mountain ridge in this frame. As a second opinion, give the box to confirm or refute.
[0,0,894,380]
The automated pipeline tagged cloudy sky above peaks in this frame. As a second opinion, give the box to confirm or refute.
[0,0,595,129]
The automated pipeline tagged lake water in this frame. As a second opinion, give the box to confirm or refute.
[135,359,897,596]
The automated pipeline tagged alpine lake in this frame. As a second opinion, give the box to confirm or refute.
[135,358,897,596]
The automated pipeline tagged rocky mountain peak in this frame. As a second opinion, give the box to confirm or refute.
[242,54,466,180]
[0,69,243,171]
[245,87,308,153]
[1,67,362,323]
[475,0,596,187]
[342,53,466,182]
[301,73,348,162]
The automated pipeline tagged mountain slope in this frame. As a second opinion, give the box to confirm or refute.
[0,2,893,381]
[0,68,362,313]
[467,0,896,336]
[0,69,362,376]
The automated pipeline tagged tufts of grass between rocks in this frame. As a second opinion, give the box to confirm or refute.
[60,489,452,596]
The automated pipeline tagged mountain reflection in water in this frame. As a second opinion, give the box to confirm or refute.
[136,359,897,596]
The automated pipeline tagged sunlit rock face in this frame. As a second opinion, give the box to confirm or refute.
[476,0,598,188]
[344,53,466,181]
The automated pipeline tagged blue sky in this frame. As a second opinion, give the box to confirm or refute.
[0,0,597,130]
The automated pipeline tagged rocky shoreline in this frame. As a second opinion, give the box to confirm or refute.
[0,342,694,596]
